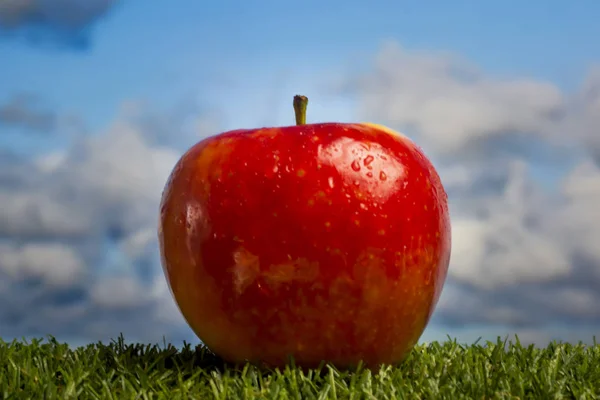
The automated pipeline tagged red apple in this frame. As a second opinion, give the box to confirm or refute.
[158,95,451,369]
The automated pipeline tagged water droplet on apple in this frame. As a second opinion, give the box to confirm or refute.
[366,172,373,178]
[363,155,374,166]
[359,203,368,210]
[351,160,361,171]
[328,176,335,188]
[379,171,387,181]
[353,180,360,186]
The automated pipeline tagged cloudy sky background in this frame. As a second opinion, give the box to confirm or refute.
[1,0,599,348]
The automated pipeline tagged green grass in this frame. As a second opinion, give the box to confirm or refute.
[0,336,598,399]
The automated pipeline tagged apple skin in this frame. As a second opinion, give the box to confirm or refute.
[158,122,451,369]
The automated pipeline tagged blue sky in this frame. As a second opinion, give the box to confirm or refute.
[1,0,600,349]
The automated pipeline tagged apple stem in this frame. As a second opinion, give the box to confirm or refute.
[293,95,308,126]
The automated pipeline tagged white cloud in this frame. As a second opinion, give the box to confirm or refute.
[0,242,84,287]
[555,159,600,267]
[120,228,156,261]
[89,275,149,309]
[350,42,565,156]
[0,102,209,345]
[564,66,600,159]
[450,162,571,289]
